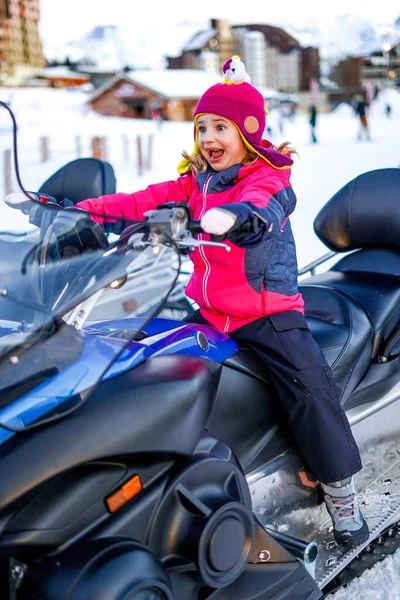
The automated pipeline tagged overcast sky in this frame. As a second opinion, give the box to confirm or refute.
[39,0,399,44]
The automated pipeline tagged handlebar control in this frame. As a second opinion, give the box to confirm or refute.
[189,220,202,235]
[143,204,231,253]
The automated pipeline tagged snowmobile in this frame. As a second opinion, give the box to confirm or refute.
[1,164,400,600]
[0,187,322,600]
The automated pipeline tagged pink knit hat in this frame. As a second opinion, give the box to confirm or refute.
[194,56,266,147]
[178,56,293,173]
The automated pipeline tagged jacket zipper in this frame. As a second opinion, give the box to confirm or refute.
[224,317,231,332]
[199,174,230,332]
[198,175,213,309]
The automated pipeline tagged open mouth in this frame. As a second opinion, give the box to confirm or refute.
[207,148,224,161]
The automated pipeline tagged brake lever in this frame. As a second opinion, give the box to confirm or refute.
[143,206,230,252]
[174,234,231,252]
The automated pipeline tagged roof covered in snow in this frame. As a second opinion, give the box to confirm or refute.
[37,66,89,80]
[183,28,216,52]
[88,69,222,102]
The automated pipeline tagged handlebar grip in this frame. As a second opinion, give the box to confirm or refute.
[190,220,203,235]
[236,220,254,233]
[189,219,256,236]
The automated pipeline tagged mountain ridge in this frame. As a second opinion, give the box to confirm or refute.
[42,15,400,74]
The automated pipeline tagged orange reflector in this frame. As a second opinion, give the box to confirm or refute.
[298,470,318,489]
[106,475,143,513]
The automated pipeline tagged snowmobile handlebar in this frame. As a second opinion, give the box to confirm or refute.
[189,219,203,235]
[138,203,232,253]
[125,203,260,255]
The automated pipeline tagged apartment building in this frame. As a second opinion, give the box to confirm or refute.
[0,0,45,84]
[233,24,301,92]
[167,19,319,93]
[328,42,399,105]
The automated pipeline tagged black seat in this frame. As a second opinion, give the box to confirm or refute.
[39,158,116,204]
[301,285,373,401]
[300,168,400,392]
[302,266,400,359]
[225,285,374,404]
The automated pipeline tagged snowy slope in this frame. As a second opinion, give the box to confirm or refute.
[43,21,209,70]
[285,14,400,75]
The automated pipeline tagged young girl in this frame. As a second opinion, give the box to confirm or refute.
[76,57,369,547]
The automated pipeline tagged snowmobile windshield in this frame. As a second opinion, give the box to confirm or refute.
[0,196,138,362]
[0,197,188,435]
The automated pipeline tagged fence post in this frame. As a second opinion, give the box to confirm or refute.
[3,149,13,195]
[92,136,108,160]
[39,136,50,162]
[122,133,129,161]
[75,135,82,158]
[146,133,154,171]
[91,136,103,159]
[137,135,143,176]
[100,136,107,161]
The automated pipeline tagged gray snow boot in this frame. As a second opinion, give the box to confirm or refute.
[321,477,369,547]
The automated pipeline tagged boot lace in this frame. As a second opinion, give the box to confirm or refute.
[331,493,357,521]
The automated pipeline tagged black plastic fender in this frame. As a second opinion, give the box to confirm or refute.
[147,434,255,589]
[18,537,174,600]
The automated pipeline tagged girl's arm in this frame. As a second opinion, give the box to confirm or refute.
[217,176,297,246]
[75,174,194,225]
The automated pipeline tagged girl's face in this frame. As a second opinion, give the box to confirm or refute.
[196,114,247,171]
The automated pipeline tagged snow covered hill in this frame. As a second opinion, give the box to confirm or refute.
[42,15,400,74]
[43,21,208,70]
[285,14,400,75]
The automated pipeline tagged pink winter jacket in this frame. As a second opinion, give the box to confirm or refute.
[76,159,304,332]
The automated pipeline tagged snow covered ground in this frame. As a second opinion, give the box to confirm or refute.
[326,549,400,599]
[0,84,400,596]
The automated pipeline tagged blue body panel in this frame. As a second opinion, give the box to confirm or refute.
[0,318,238,446]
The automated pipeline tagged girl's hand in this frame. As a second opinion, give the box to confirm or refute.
[200,208,237,235]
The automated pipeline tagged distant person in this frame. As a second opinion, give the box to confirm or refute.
[159,105,169,122]
[277,106,285,136]
[263,106,279,142]
[353,95,371,141]
[265,105,286,141]
[75,56,369,548]
[288,101,297,121]
[151,108,163,129]
[309,104,318,144]
[385,103,392,119]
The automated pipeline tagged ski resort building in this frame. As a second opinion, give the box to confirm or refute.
[87,70,221,121]
[0,0,45,85]
[167,18,319,94]
[87,69,296,121]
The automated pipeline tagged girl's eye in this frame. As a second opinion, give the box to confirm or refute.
[217,124,226,131]
[198,127,206,134]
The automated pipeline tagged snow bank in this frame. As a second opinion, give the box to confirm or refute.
[326,549,400,599]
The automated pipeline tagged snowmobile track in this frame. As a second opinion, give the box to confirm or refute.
[315,458,400,590]
[321,522,400,597]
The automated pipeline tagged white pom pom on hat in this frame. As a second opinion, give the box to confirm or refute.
[222,55,251,84]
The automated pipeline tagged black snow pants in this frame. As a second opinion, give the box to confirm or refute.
[187,309,362,484]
